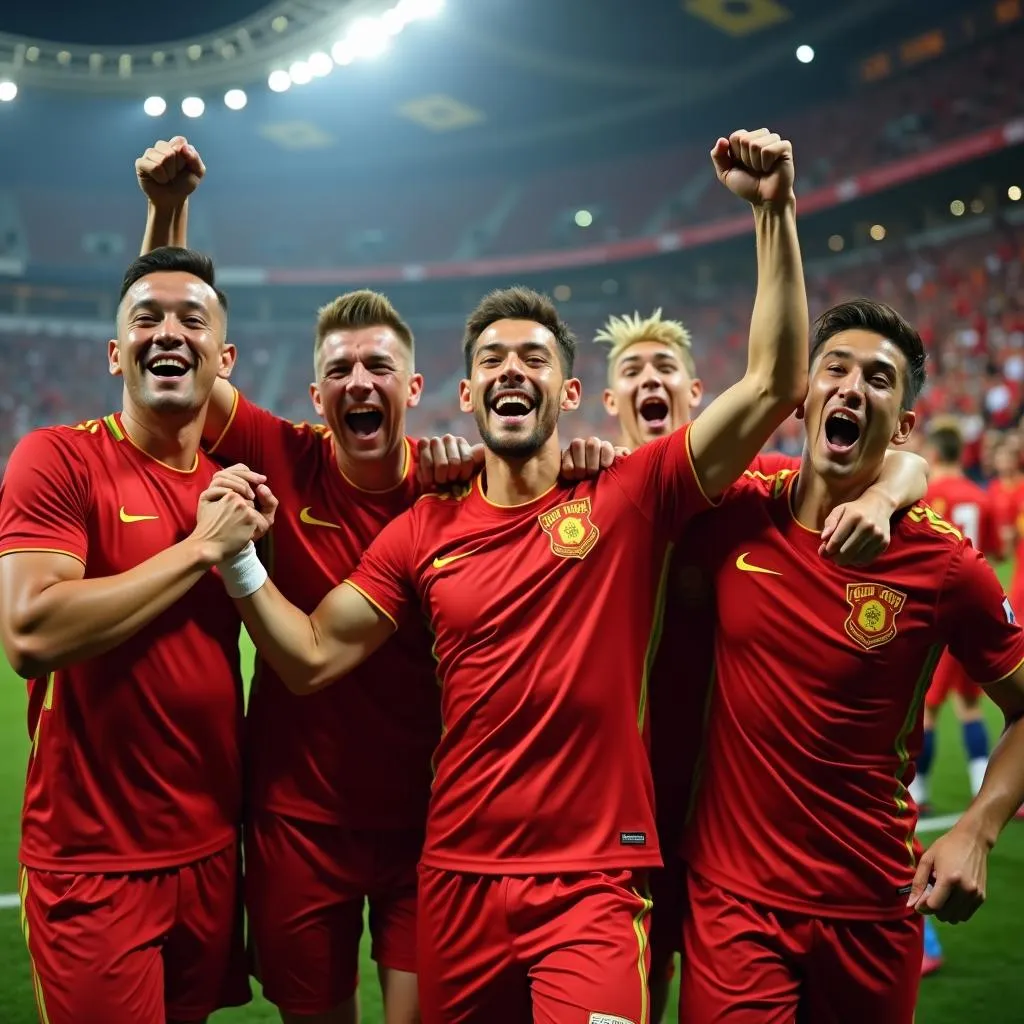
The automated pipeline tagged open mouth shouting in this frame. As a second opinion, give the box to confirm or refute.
[637,394,671,432]
[144,351,194,382]
[344,403,386,440]
[489,388,536,428]
[823,407,862,456]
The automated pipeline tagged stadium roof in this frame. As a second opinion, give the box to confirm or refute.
[0,0,992,188]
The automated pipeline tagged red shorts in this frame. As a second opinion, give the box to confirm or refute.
[246,812,422,1015]
[925,652,984,710]
[19,842,249,1024]
[417,865,652,1024]
[681,871,923,1024]
[649,854,687,982]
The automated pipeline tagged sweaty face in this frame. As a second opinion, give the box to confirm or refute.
[109,271,230,414]
[803,329,915,485]
[603,341,702,449]
[459,319,578,458]
[311,327,421,462]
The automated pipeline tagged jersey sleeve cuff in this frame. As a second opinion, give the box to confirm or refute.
[0,546,87,567]
[342,579,399,629]
[205,387,240,456]
[684,424,723,510]
[980,651,1024,688]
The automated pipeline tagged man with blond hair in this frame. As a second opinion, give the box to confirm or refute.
[135,137,616,1024]
[594,305,929,1021]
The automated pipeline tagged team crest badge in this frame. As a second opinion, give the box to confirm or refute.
[844,582,907,650]
[538,497,600,559]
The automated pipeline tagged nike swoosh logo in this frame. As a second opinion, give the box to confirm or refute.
[735,552,782,576]
[119,506,159,523]
[299,507,340,530]
[432,550,477,570]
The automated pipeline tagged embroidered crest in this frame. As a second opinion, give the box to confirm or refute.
[844,582,907,650]
[538,497,600,559]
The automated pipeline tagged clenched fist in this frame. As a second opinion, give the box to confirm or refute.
[136,137,206,208]
[711,128,794,209]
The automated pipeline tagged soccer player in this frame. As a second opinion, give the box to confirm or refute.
[911,419,1002,818]
[595,309,929,1022]
[135,136,619,1024]
[0,247,274,1024]
[986,438,1024,558]
[209,126,809,1022]
[680,299,1024,1024]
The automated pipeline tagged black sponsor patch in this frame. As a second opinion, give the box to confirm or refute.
[620,832,647,846]
[897,884,913,896]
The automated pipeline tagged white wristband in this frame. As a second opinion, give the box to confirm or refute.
[219,541,269,599]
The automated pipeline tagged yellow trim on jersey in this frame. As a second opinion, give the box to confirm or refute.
[895,644,943,866]
[206,385,240,456]
[102,413,125,441]
[981,653,1024,688]
[30,672,56,760]
[336,436,413,494]
[114,414,200,474]
[630,887,653,1024]
[684,424,721,509]
[0,548,86,567]
[342,580,399,629]
[782,471,823,535]
[475,471,558,509]
[638,544,675,732]
[19,868,52,1024]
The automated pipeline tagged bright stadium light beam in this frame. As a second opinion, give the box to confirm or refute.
[346,17,390,59]
[181,96,205,118]
[143,95,166,116]
[289,60,312,85]
[308,51,334,77]
[397,0,444,19]
[796,44,815,64]
[224,89,248,110]
[381,8,406,35]
[268,69,292,92]
[331,41,354,65]
[0,80,18,102]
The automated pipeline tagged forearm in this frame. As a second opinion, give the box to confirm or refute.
[868,451,929,511]
[8,539,213,677]
[236,580,341,694]
[956,715,1024,848]
[747,202,809,406]
[141,200,188,254]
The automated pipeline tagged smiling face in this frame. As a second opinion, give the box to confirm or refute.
[310,326,422,463]
[459,318,580,457]
[109,270,233,414]
[803,328,916,485]
[602,340,703,449]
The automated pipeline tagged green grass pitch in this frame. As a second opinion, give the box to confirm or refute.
[1,571,1023,1022]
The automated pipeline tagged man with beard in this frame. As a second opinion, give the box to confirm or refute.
[0,247,273,1024]
[679,299,1024,1023]
[595,308,929,1021]
[135,136,618,1024]
[206,126,808,1022]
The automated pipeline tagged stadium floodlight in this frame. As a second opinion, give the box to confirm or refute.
[795,45,815,64]
[268,69,292,92]
[289,60,312,85]
[574,210,593,228]
[381,8,407,34]
[143,95,166,116]
[181,96,205,118]
[828,234,844,252]
[224,89,248,110]
[346,17,390,59]
[0,80,18,102]
[950,199,965,217]
[1010,185,1023,202]
[331,41,355,65]
[869,223,886,241]
[308,51,334,77]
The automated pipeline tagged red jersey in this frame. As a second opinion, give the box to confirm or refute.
[683,468,1024,920]
[650,451,799,850]
[987,476,1024,541]
[0,414,244,872]
[208,390,439,827]
[926,472,1001,559]
[347,426,711,874]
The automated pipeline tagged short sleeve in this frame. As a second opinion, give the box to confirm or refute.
[206,388,279,469]
[0,430,91,564]
[345,509,419,627]
[938,544,1024,686]
[608,424,715,535]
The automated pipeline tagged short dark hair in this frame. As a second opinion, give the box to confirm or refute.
[928,420,963,464]
[463,286,576,376]
[810,299,925,409]
[119,246,228,312]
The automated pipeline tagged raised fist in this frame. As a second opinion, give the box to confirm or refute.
[136,137,206,208]
[711,128,794,209]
